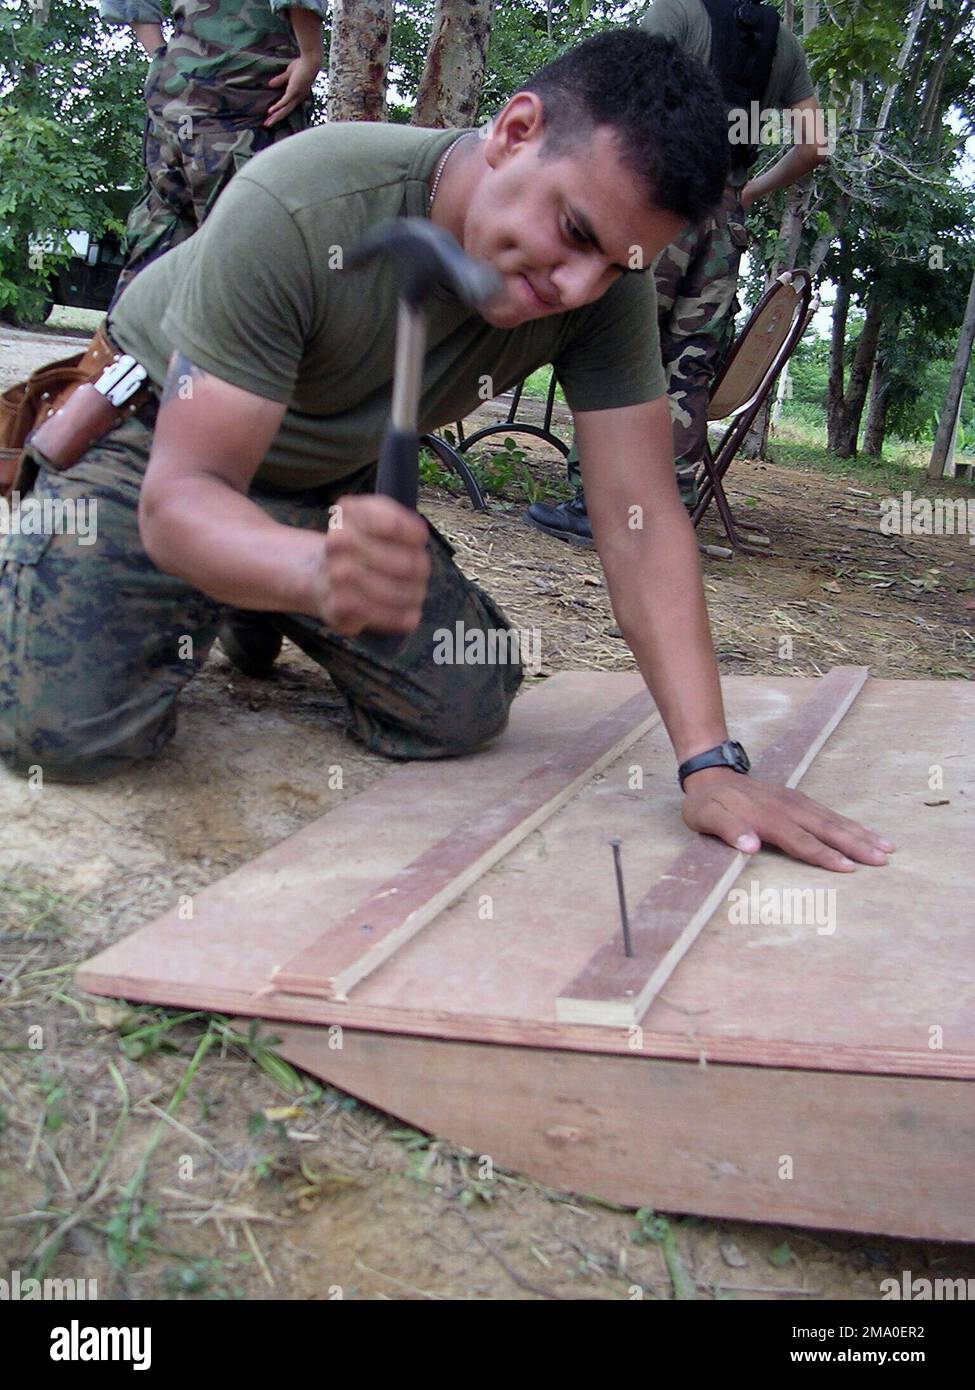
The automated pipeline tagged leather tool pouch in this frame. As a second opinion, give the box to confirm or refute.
[0,324,149,496]
[1,349,86,494]
[28,383,124,472]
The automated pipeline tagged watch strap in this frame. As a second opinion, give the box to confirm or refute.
[678,740,751,791]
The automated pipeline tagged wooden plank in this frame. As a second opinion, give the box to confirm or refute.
[555,665,869,1028]
[75,675,975,1080]
[271,688,661,1000]
[264,1022,975,1243]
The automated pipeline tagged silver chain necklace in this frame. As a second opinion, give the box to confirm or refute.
[428,133,470,213]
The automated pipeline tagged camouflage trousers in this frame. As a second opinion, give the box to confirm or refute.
[656,185,749,477]
[112,107,307,305]
[567,186,748,492]
[0,413,522,784]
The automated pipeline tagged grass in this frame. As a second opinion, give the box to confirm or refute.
[3,948,335,1290]
[521,365,565,404]
[750,417,974,492]
[420,437,572,506]
[0,880,88,942]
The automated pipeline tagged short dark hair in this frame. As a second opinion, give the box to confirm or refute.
[518,31,730,225]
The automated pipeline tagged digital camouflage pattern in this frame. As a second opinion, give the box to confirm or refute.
[101,0,325,290]
[0,413,522,782]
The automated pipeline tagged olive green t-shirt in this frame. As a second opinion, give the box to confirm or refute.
[639,0,815,182]
[109,123,666,490]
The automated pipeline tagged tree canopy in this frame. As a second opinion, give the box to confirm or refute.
[1,0,972,459]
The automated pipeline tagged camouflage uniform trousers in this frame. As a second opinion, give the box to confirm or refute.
[655,185,749,493]
[112,104,308,303]
[566,187,748,498]
[0,411,522,784]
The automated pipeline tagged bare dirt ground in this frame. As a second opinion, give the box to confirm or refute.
[1,326,973,1301]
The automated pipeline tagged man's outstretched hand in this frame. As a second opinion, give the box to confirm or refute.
[681,768,894,871]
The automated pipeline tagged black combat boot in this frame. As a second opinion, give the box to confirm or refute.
[218,612,283,678]
[525,488,594,546]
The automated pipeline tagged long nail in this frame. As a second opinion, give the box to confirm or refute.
[609,838,633,958]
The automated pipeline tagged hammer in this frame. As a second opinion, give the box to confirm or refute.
[348,218,503,510]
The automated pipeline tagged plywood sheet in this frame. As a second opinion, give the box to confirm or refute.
[76,674,975,1080]
[265,1023,975,1242]
[272,688,660,1000]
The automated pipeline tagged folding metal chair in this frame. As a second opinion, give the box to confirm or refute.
[689,268,816,552]
[425,270,814,529]
[423,371,569,512]
[457,372,570,458]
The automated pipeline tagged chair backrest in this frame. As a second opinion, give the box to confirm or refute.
[708,269,813,422]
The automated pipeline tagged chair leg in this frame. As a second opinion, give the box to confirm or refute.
[421,434,488,512]
[694,445,770,554]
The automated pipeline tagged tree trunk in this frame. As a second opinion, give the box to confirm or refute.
[866,0,927,161]
[411,1,495,128]
[742,401,770,459]
[862,312,901,457]
[326,0,393,122]
[929,264,975,479]
[905,11,934,97]
[825,259,850,441]
[919,0,973,143]
[849,80,864,149]
[827,292,884,457]
[862,363,890,457]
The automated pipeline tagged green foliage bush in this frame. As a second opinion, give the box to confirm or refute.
[0,107,107,319]
[0,1,145,320]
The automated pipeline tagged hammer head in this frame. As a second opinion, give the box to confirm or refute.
[348,218,503,313]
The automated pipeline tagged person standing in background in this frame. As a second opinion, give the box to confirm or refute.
[527,0,828,545]
[101,0,326,307]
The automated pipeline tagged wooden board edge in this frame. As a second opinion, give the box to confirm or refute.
[71,966,975,1081]
[781,664,869,788]
[555,851,746,1026]
[556,665,870,1027]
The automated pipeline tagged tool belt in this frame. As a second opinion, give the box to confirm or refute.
[0,323,155,498]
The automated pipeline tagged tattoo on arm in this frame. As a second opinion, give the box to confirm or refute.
[161,352,209,406]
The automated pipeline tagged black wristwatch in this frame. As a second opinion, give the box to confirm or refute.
[678,739,751,791]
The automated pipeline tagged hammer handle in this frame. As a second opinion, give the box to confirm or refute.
[366,424,421,656]
[376,425,419,510]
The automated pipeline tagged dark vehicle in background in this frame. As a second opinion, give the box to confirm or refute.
[47,187,136,317]
[2,188,134,326]
[51,229,125,316]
